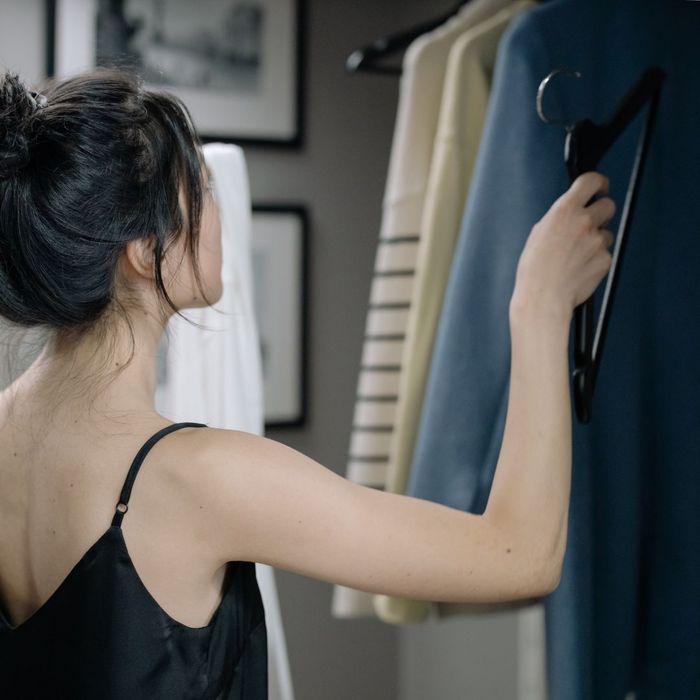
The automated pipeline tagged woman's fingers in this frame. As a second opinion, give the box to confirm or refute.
[600,229,615,248]
[568,171,609,206]
[585,196,617,229]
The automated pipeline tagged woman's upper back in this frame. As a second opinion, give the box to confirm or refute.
[0,371,560,697]
[0,417,267,698]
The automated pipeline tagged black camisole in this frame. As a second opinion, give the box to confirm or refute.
[0,422,268,698]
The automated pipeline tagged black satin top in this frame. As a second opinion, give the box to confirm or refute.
[0,422,268,699]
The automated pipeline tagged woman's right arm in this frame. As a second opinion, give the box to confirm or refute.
[183,171,615,604]
[184,425,561,603]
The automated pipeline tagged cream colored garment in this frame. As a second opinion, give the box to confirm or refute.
[332,0,514,620]
[372,0,538,625]
[155,143,294,700]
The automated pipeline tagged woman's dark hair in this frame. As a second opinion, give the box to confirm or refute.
[0,65,215,393]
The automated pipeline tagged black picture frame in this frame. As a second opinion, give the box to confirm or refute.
[46,0,305,148]
[251,204,309,429]
[45,0,56,78]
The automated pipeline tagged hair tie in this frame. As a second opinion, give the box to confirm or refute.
[28,90,48,111]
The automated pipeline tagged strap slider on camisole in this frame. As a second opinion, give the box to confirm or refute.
[109,423,207,530]
[111,501,129,528]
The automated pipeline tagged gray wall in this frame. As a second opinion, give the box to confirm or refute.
[0,1,525,698]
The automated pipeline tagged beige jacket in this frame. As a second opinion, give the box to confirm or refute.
[374,0,538,625]
[332,0,521,620]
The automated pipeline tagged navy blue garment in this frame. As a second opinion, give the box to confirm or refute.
[407,0,700,697]
[0,422,268,699]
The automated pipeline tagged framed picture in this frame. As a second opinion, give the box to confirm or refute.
[48,0,304,147]
[0,2,53,84]
[252,205,309,428]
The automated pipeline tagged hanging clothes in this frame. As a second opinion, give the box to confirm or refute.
[406,0,700,697]
[155,143,295,700]
[332,0,515,622]
[372,0,538,627]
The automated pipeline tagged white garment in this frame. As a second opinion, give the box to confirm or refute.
[155,143,294,700]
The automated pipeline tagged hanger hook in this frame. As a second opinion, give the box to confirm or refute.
[536,67,582,126]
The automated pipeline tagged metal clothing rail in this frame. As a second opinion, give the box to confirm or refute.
[345,0,472,75]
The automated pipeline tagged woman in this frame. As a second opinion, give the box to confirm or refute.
[0,66,615,697]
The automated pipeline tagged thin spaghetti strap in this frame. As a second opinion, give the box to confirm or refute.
[111,422,207,528]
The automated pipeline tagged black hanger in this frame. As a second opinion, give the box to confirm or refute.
[346,1,469,75]
[536,65,666,424]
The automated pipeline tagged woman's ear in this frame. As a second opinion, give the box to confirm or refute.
[122,236,157,281]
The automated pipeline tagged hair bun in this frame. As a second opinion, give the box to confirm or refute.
[0,70,42,179]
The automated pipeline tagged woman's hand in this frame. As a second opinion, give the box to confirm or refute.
[511,171,616,322]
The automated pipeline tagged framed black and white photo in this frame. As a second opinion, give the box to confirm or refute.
[0,2,53,84]
[252,205,308,428]
[49,0,304,146]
